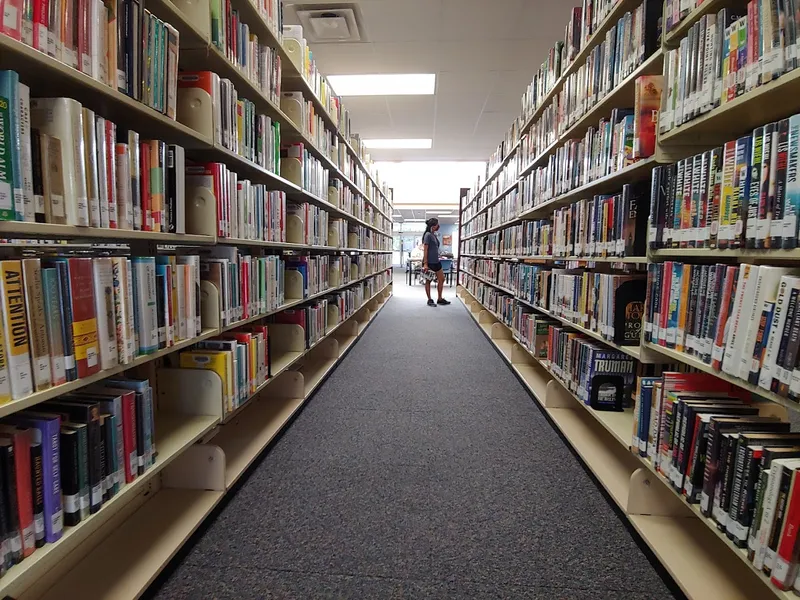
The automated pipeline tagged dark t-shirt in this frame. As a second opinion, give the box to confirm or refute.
[423,231,440,264]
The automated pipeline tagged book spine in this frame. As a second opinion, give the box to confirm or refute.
[67,257,99,377]
[21,259,51,392]
[784,114,800,247]
[0,261,33,400]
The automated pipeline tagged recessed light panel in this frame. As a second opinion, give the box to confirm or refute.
[363,139,432,149]
[327,74,435,96]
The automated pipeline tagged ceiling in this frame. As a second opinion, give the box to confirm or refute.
[393,207,459,222]
[285,0,574,161]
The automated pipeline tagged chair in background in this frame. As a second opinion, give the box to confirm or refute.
[440,259,454,286]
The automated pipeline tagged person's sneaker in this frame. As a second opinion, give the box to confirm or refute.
[427,299,437,307]
[437,298,451,305]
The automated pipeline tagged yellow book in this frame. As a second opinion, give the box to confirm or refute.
[180,351,233,413]
[0,261,34,400]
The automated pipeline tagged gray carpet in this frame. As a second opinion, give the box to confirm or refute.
[152,276,677,600]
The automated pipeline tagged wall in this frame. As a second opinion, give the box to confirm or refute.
[393,223,458,266]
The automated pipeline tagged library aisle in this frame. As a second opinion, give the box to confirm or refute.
[151,275,677,599]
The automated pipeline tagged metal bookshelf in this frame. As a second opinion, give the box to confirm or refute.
[0,0,396,596]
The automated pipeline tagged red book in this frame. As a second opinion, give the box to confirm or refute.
[711,266,740,370]
[772,467,800,589]
[67,257,99,377]
[658,261,673,346]
[0,0,22,39]
[32,0,48,50]
[633,75,663,160]
[0,425,34,557]
[140,141,151,231]
[98,388,136,483]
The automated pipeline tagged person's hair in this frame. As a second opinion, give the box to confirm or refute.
[424,218,439,235]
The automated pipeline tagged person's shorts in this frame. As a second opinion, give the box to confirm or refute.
[427,262,442,272]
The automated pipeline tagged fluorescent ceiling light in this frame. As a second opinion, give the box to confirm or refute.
[404,219,425,222]
[437,214,455,217]
[363,139,432,149]
[328,73,435,96]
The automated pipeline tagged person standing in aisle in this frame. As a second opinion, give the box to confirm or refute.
[422,218,450,306]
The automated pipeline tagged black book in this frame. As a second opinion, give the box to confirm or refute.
[0,440,20,565]
[648,166,663,249]
[621,181,649,256]
[747,127,764,249]
[642,0,664,60]
[773,118,790,249]
[0,448,9,575]
[613,279,646,345]
[62,423,89,522]
[31,129,45,223]
[727,433,800,543]
[700,417,789,517]
[60,428,82,527]
[30,440,44,548]
[41,400,102,513]
[764,464,796,575]
[773,287,800,393]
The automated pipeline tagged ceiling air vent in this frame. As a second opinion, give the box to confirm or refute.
[290,4,367,43]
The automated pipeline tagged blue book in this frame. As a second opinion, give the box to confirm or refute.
[0,71,21,220]
[637,378,658,457]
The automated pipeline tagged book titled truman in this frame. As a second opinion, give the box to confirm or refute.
[582,348,637,412]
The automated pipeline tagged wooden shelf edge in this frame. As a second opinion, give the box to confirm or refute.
[38,488,224,600]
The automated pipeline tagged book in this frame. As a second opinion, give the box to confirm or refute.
[21,258,51,392]
[0,261,33,400]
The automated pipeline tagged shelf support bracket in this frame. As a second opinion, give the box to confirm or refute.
[626,468,690,517]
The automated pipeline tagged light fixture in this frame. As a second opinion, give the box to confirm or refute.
[404,219,425,222]
[437,214,454,217]
[363,139,432,149]
[327,73,435,96]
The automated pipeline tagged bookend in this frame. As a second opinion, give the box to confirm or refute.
[491,322,511,340]
[334,318,359,340]
[269,324,306,357]
[470,301,481,314]
[184,182,218,236]
[626,468,688,517]
[511,343,535,367]
[328,225,342,248]
[285,270,305,301]
[156,368,226,420]
[756,402,790,420]
[367,299,379,312]
[285,213,305,244]
[478,309,496,324]
[326,304,341,330]
[167,0,211,44]
[544,379,577,409]
[162,445,226,492]
[271,371,305,401]
[200,280,222,330]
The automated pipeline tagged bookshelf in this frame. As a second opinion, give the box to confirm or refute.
[0,0,394,597]
[459,0,800,597]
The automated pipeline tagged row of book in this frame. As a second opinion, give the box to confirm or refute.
[283,25,340,125]
[629,371,800,592]
[288,255,330,298]
[552,0,661,139]
[660,3,800,133]
[0,0,178,118]
[178,327,270,415]
[521,77,661,209]
[523,3,662,165]
[212,2,282,105]
[649,114,800,250]
[644,262,800,400]
[522,0,626,120]
[467,152,521,218]
[178,71,282,176]
[541,182,650,258]
[0,255,201,404]
[0,377,156,571]
[0,75,186,231]
[199,249,284,327]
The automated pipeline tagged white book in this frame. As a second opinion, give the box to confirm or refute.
[177,255,200,335]
[125,259,136,358]
[95,117,110,228]
[753,459,800,570]
[114,144,131,230]
[110,257,133,364]
[737,266,799,379]
[131,257,158,354]
[721,264,758,376]
[759,276,800,390]
[17,84,34,222]
[92,257,119,370]
[29,97,90,225]
[82,108,100,227]
[176,264,187,342]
